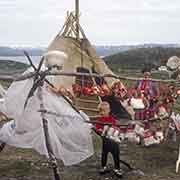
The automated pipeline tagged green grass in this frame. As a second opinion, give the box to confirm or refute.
[0,133,180,180]
[0,60,28,72]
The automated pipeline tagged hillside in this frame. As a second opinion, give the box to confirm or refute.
[104,47,180,72]
[1,46,180,76]
[1,44,180,57]
[0,46,126,57]
[0,60,28,74]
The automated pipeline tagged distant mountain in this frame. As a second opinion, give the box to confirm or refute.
[95,44,180,57]
[104,47,180,72]
[0,46,46,56]
[95,45,134,57]
[0,45,128,57]
[1,44,180,57]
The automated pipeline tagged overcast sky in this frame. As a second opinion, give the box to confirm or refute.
[0,0,180,46]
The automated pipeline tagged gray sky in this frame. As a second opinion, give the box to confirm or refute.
[0,0,180,46]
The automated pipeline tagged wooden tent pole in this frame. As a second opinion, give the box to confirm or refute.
[71,13,86,39]
[38,86,60,180]
[75,0,80,40]
[0,142,6,152]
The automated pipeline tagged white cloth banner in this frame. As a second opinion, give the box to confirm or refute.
[0,78,94,166]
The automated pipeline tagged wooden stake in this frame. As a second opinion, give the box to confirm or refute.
[71,13,86,39]
[38,86,60,180]
[0,142,6,152]
[75,0,80,40]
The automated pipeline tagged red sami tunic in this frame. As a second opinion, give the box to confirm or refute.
[96,116,117,133]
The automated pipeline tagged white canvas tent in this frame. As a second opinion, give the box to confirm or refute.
[0,54,94,166]
[46,12,116,93]
[44,4,120,117]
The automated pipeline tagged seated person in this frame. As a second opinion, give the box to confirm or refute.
[95,101,123,177]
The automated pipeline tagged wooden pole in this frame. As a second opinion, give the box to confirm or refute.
[0,142,6,152]
[14,71,178,84]
[38,86,60,180]
[75,0,80,40]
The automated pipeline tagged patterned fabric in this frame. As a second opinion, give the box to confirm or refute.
[135,108,156,120]
[96,116,117,133]
[143,130,157,146]
[136,80,158,98]
[72,84,111,97]
[111,81,127,99]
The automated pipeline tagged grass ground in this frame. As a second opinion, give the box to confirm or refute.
[0,133,180,180]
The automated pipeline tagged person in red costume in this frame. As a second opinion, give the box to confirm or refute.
[135,67,159,108]
[95,101,123,177]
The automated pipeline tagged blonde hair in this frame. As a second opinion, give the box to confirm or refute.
[98,101,110,110]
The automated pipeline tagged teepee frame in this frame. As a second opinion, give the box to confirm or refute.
[58,0,86,40]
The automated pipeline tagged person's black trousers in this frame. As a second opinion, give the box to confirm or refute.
[101,137,120,169]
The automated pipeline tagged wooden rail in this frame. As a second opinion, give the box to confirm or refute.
[0,71,179,84]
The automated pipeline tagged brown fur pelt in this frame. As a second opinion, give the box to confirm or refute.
[0,112,10,122]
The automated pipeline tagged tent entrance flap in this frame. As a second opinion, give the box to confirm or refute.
[76,67,94,87]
